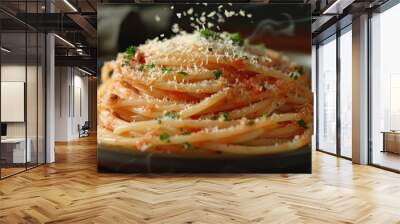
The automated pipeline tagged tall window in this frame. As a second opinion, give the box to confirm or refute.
[371,3,400,171]
[339,28,352,158]
[317,36,337,154]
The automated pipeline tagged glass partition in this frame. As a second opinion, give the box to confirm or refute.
[339,27,352,158]
[317,35,337,154]
[0,30,28,177]
[371,3,400,171]
[0,1,46,179]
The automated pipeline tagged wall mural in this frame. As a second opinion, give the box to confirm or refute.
[97,3,312,173]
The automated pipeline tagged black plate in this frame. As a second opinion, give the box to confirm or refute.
[98,144,311,173]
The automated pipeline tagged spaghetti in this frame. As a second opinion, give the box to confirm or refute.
[98,30,313,156]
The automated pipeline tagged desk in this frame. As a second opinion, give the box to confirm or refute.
[382,131,400,154]
[1,138,31,163]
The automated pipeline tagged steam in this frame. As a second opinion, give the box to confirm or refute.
[248,13,295,41]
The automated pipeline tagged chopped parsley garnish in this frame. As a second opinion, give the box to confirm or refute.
[200,29,220,40]
[147,63,156,69]
[183,142,193,150]
[229,33,244,46]
[208,47,213,52]
[220,112,229,121]
[289,66,304,80]
[297,119,308,129]
[214,69,223,79]
[177,71,189,76]
[289,71,301,80]
[124,45,136,65]
[200,29,245,46]
[138,64,145,71]
[162,67,173,73]
[160,133,170,142]
[157,119,162,124]
[126,45,136,57]
[163,111,180,119]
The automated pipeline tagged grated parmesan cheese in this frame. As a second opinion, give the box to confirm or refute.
[207,11,216,18]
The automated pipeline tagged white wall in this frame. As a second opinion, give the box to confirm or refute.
[1,65,26,142]
[55,67,69,141]
[1,65,34,138]
[1,64,46,164]
[71,73,89,138]
[54,67,89,141]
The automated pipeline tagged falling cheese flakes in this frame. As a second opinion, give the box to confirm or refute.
[172,23,180,33]
[207,11,216,18]
[171,4,252,35]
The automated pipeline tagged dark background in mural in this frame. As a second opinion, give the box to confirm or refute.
[98,3,311,62]
[97,3,311,173]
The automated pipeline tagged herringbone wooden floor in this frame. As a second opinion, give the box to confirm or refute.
[1,135,400,224]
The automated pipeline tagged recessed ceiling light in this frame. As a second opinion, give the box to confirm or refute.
[323,0,355,15]
[63,0,78,12]
[54,34,75,48]
[78,67,92,76]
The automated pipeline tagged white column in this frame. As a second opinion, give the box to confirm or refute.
[45,0,56,163]
[46,32,55,163]
[352,14,369,164]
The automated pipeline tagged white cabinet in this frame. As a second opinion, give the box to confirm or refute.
[1,138,32,163]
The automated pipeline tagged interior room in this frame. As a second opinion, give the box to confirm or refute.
[0,0,400,223]
[0,7,46,178]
